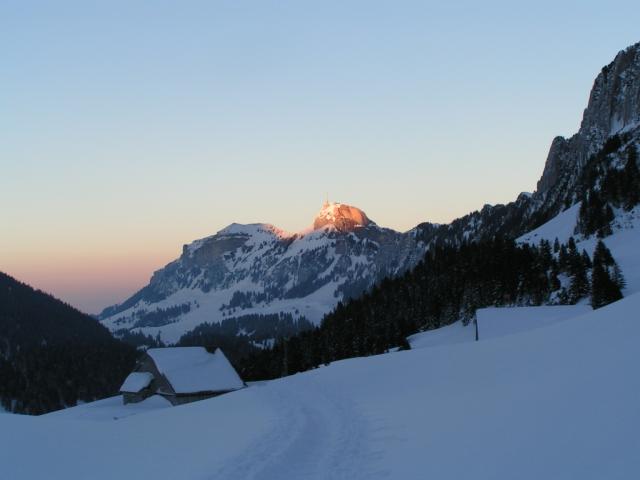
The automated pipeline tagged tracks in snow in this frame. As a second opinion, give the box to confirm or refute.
[211,374,386,480]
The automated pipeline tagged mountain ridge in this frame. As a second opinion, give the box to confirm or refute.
[100,41,640,347]
[99,202,427,343]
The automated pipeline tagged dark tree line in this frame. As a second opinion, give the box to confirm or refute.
[0,342,136,414]
[577,142,639,237]
[177,313,313,366]
[238,237,625,381]
[0,272,137,415]
[111,302,192,329]
[114,328,165,349]
[132,302,192,328]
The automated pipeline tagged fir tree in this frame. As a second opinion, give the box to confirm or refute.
[597,203,614,238]
[569,263,590,303]
[612,263,626,291]
[578,190,613,237]
[593,240,614,266]
[623,145,639,209]
[591,240,623,309]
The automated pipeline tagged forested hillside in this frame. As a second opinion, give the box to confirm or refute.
[0,272,136,414]
[239,237,625,380]
[177,313,314,366]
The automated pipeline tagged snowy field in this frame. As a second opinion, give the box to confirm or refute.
[407,319,474,348]
[2,293,640,479]
[408,304,590,349]
[44,395,171,421]
[476,304,591,339]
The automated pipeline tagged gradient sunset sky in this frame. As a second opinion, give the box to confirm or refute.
[2,1,640,313]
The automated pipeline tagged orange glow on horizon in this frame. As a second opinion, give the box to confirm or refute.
[2,251,177,314]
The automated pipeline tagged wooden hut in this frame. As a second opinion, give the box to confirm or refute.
[119,347,245,406]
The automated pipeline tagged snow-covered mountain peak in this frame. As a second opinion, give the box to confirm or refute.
[312,202,373,232]
[99,201,425,342]
[217,222,292,239]
[181,223,291,258]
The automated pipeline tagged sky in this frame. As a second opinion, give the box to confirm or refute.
[2,1,640,314]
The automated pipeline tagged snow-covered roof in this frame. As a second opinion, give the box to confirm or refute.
[146,347,245,394]
[120,371,154,393]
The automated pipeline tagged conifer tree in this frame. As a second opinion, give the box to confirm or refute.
[623,145,639,209]
[593,240,614,266]
[558,244,569,270]
[569,263,590,303]
[591,240,623,309]
[597,203,614,238]
[568,238,581,268]
[578,190,613,237]
[612,263,626,291]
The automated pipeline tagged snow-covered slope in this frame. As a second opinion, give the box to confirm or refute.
[517,202,582,245]
[44,395,171,421]
[407,320,474,349]
[408,304,590,349]
[3,293,640,479]
[476,304,591,339]
[518,205,640,294]
[99,202,426,343]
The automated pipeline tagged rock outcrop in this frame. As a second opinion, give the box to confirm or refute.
[537,42,640,196]
[410,41,640,249]
[313,202,372,232]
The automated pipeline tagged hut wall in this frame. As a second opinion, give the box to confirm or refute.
[168,391,227,406]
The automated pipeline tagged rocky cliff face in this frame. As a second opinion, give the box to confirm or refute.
[99,203,426,343]
[313,202,372,232]
[411,42,640,249]
[537,42,640,196]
